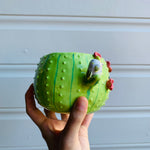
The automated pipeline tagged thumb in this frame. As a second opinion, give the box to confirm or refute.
[63,97,88,138]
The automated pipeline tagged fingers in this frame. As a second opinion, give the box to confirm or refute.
[81,113,94,128]
[44,109,69,122]
[61,114,69,122]
[44,108,69,122]
[63,97,88,138]
[25,84,46,129]
[44,109,57,120]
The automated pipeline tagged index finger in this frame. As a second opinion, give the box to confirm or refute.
[81,113,94,128]
[25,84,46,128]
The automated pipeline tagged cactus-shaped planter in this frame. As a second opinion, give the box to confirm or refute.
[34,52,114,113]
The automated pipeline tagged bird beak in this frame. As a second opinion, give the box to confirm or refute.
[86,70,92,80]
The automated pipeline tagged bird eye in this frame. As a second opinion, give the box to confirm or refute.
[94,66,99,72]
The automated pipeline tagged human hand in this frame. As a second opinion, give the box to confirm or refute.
[25,84,94,150]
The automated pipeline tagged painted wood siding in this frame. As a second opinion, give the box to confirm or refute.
[0,1,150,149]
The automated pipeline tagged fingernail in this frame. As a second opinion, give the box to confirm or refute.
[75,98,87,111]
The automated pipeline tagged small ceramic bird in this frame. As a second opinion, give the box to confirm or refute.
[86,58,103,87]
[86,59,103,81]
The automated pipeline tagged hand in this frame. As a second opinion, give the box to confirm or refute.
[25,84,94,150]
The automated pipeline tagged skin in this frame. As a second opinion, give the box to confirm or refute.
[25,84,94,150]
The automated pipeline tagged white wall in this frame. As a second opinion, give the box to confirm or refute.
[0,0,150,149]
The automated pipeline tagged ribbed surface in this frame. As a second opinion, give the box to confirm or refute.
[34,53,110,113]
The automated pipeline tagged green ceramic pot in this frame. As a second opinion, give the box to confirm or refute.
[34,52,113,113]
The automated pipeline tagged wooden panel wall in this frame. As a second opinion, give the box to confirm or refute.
[0,1,150,149]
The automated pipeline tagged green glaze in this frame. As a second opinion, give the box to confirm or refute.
[34,52,110,113]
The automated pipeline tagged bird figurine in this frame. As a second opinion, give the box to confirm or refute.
[34,52,114,113]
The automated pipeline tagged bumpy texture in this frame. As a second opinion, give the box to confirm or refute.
[34,52,112,113]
